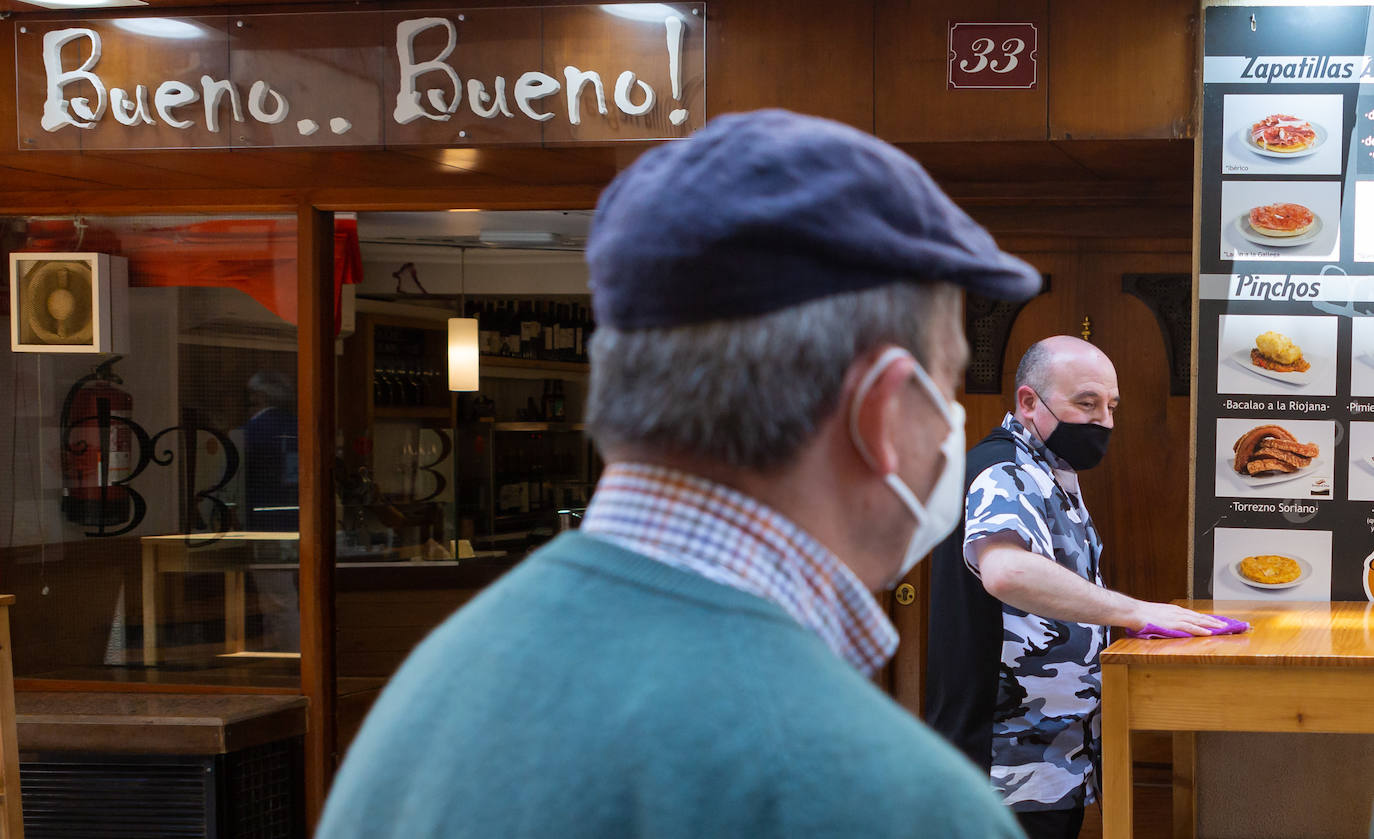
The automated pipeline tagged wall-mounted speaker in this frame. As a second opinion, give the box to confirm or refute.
[9,252,128,353]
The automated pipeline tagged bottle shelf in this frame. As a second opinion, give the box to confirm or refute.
[479,356,589,380]
[465,420,584,432]
[375,406,453,420]
[494,512,560,524]
[497,421,583,432]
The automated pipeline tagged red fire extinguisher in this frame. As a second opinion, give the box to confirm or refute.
[61,357,134,528]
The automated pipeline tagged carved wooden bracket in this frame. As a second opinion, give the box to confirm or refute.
[963,275,1050,394]
[1121,273,1192,397]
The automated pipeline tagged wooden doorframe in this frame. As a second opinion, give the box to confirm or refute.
[297,204,337,830]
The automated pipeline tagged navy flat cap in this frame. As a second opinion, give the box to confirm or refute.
[586,109,1041,330]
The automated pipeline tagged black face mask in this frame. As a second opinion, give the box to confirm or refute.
[1035,394,1112,471]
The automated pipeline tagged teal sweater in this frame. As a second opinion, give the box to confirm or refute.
[318,532,1025,838]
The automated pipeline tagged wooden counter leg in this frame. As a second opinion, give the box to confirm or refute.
[0,602,24,839]
[1102,663,1133,839]
[1172,732,1195,839]
[141,549,158,667]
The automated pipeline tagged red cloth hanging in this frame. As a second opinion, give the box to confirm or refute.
[19,216,362,332]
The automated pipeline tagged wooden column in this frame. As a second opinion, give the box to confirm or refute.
[0,595,23,839]
[297,206,337,830]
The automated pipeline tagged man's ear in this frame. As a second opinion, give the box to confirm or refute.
[850,350,915,475]
[1014,384,1038,417]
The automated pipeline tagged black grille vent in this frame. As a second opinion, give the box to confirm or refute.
[225,740,297,839]
[20,755,214,838]
[20,741,303,839]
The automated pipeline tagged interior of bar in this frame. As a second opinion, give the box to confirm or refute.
[0,2,1372,839]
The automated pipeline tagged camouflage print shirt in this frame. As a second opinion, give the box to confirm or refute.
[963,413,1108,812]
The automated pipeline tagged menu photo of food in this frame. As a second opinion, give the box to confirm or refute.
[1221,94,1344,175]
[1216,314,1337,395]
[1214,418,1334,499]
[1352,317,1374,397]
[1211,527,1331,601]
[1219,180,1341,262]
[1346,423,1374,502]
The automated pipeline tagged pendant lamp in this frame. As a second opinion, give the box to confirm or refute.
[449,247,479,391]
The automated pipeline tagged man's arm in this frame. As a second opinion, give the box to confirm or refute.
[973,532,1225,634]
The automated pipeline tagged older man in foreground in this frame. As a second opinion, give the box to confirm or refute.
[318,108,1041,838]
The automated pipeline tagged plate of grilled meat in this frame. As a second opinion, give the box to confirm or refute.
[1229,424,1323,487]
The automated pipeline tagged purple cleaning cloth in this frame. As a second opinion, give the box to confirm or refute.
[1126,615,1251,640]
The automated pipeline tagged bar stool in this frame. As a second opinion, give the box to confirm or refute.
[0,595,21,839]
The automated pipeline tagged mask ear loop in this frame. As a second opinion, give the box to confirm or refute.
[848,346,914,472]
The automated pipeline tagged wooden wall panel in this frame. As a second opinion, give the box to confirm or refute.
[335,589,477,678]
[0,21,14,156]
[706,0,875,130]
[1049,0,1198,140]
[0,542,142,677]
[900,140,1091,185]
[0,166,101,193]
[876,0,1048,143]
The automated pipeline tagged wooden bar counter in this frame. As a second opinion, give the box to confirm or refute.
[15,692,307,755]
[1100,600,1374,839]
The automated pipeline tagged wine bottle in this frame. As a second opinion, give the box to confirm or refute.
[551,379,566,422]
[494,301,508,356]
[554,303,569,361]
[502,300,522,357]
[541,301,554,360]
[477,300,496,356]
[540,379,554,422]
[520,302,540,359]
[574,304,587,362]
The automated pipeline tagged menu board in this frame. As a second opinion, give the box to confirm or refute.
[1198,6,1374,602]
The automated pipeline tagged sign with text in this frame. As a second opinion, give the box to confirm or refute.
[1196,5,1374,603]
[947,22,1037,90]
[14,3,705,150]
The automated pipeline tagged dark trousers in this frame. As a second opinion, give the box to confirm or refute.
[1015,806,1085,839]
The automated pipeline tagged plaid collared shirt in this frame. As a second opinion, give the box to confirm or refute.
[580,462,898,676]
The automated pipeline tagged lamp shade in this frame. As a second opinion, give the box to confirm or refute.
[448,317,479,391]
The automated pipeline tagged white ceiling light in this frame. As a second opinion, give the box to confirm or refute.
[17,0,148,8]
[601,4,685,23]
[111,17,206,39]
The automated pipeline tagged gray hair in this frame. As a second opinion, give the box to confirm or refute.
[585,282,957,471]
[1013,340,1054,397]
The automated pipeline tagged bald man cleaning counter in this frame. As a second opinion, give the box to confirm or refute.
[925,336,1223,839]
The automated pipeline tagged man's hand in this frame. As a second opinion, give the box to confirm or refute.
[1126,602,1225,635]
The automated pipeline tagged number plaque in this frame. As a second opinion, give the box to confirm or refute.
[947,22,1038,90]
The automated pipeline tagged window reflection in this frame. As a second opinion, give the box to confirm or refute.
[0,214,304,687]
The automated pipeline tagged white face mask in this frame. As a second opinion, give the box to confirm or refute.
[848,346,966,587]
